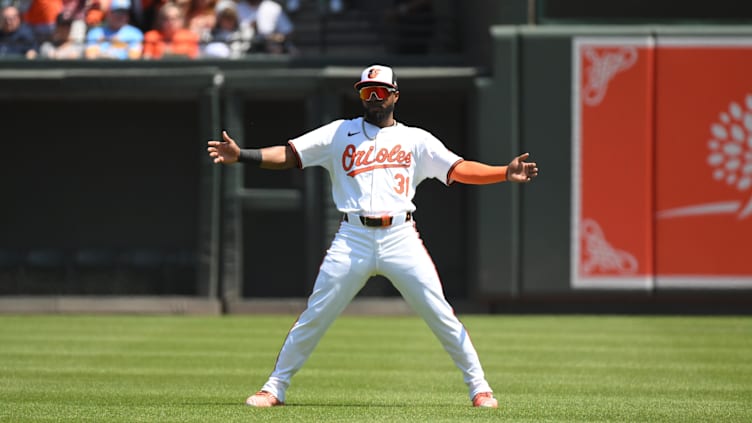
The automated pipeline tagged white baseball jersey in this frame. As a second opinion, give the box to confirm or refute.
[288,117,463,215]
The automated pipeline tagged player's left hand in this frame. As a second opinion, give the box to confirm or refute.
[507,153,539,183]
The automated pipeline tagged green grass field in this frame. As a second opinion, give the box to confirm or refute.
[1,314,751,422]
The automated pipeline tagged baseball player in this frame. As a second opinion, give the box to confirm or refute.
[207,64,539,408]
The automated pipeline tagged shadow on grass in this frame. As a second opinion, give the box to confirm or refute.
[182,402,462,409]
[281,403,461,408]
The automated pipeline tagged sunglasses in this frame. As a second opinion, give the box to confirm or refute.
[359,86,396,101]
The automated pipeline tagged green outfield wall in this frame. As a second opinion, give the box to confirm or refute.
[1,24,751,313]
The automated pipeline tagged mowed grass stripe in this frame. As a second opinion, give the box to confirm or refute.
[1,315,751,422]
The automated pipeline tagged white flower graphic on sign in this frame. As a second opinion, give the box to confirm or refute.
[658,93,752,220]
[582,46,638,106]
[581,219,638,275]
[708,94,752,216]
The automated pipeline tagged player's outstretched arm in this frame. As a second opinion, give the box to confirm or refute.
[450,153,539,185]
[207,131,296,170]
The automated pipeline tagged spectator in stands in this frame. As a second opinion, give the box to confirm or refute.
[84,0,163,33]
[84,0,143,59]
[216,0,292,54]
[285,0,342,15]
[143,2,199,59]
[58,0,87,45]
[172,0,191,23]
[203,1,250,58]
[186,0,216,45]
[84,0,107,28]
[0,5,37,58]
[23,0,62,43]
[38,11,84,58]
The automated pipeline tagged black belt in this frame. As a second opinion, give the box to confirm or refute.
[343,212,412,228]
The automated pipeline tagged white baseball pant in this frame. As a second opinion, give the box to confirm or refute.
[260,218,493,402]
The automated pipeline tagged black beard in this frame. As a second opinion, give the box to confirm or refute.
[364,103,395,126]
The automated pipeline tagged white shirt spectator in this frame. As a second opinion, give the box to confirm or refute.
[216,0,292,36]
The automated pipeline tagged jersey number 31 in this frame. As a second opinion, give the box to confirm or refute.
[394,174,410,196]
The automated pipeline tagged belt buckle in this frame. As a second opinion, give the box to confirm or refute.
[359,216,393,227]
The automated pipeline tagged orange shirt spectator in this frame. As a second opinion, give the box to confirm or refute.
[24,0,63,42]
[142,2,198,59]
[24,0,63,26]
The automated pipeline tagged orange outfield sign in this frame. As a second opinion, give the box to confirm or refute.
[572,37,752,289]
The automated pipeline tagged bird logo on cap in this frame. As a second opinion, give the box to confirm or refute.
[367,68,380,79]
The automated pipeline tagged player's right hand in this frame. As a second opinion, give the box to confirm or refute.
[207,131,241,164]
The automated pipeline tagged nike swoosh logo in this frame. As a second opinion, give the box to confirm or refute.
[347,131,361,137]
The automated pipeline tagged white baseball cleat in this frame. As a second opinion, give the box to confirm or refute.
[245,391,284,407]
[472,392,499,408]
